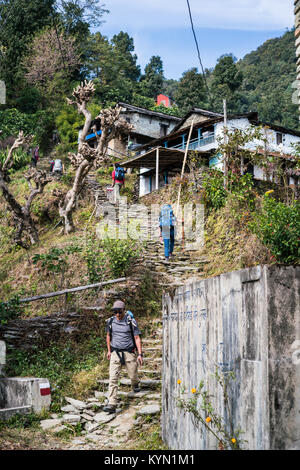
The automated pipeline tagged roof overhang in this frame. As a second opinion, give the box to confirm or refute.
[121,146,212,169]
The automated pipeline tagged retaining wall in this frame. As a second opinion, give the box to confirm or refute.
[162,265,300,450]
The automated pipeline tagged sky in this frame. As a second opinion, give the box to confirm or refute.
[97,0,295,80]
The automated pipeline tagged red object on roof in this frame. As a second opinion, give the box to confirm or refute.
[157,94,173,108]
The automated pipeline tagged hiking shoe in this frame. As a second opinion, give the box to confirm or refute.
[103,404,116,414]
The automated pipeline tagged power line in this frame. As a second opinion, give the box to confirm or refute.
[186,0,213,107]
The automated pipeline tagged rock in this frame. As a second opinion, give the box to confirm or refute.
[40,418,63,431]
[85,433,102,443]
[146,393,161,399]
[86,402,103,409]
[65,397,87,410]
[94,411,116,423]
[81,413,94,421]
[83,409,96,417]
[94,391,106,399]
[61,405,78,413]
[85,422,101,433]
[62,414,81,424]
[71,439,86,445]
[127,391,150,398]
[137,405,160,416]
[52,425,68,433]
[51,413,59,419]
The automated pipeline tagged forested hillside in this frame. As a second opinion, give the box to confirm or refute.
[237,29,299,129]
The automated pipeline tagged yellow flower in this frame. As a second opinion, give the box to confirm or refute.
[177,379,182,384]
[191,388,197,394]
[231,438,236,444]
[265,190,274,196]
[205,417,212,423]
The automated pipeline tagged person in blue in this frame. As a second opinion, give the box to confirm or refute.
[159,204,176,261]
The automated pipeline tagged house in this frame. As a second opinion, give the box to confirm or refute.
[121,108,300,197]
[80,102,181,159]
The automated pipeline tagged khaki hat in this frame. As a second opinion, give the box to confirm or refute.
[112,300,125,310]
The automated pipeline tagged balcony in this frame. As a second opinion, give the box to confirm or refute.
[169,132,215,151]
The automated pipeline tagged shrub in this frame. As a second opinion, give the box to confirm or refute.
[249,195,300,263]
[202,170,255,213]
[0,295,23,325]
[83,236,140,282]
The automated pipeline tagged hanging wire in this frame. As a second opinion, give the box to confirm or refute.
[186,0,213,107]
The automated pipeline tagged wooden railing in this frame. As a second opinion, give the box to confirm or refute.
[20,277,127,303]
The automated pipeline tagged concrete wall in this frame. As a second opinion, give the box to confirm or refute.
[162,265,300,450]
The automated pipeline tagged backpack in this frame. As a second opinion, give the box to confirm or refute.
[53,159,62,171]
[107,312,137,351]
[115,167,125,181]
[34,147,39,159]
[159,204,175,227]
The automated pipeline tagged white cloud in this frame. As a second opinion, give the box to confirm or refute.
[103,0,294,31]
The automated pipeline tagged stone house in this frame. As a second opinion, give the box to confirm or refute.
[80,102,180,160]
[122,108,300,197]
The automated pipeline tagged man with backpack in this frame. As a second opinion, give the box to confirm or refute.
[52,159,64,176]
[112,163,125,203]
[159,203,176,261]
[103,300,143,414]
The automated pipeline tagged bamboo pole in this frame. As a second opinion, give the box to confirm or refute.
[176,120,195,250]
[20,277,127,303]
[223,99,228,189]
[155,147,160,190]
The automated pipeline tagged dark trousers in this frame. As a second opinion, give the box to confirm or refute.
[162,226,174,259]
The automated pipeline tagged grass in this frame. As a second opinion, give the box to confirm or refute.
[5,335,108,411]
[127,417,168,450]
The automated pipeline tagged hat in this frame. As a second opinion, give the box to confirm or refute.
[112,300,125,310]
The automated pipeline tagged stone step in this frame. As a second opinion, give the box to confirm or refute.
[98,378,161,387]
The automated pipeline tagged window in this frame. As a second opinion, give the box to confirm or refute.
[276,132,283,145]
[160,124,168,137]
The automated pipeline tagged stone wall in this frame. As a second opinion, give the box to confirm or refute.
[161,265,300,450]
[0,310,104,351]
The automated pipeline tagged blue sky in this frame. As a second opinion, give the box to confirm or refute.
[98,0,295,80]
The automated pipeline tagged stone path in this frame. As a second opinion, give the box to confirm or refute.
[37,175,209,449]
[39,319,163,450]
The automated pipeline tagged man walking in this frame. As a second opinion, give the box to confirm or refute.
[112,163,125,203]
[159,203,176,261]
[103,300,143,414]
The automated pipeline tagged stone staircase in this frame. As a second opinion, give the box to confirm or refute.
[40,319,163,450]
[38,175,208,449]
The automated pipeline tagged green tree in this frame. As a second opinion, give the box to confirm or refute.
[175,68,206,115]
[0,0,55,104]
[210,54,243,113]
[111,31,141,83]
[140,56,164,99]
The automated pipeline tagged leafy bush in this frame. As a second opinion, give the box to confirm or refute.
[102,237,140,278]
[0,295,23,325]
[202,170,255,212]
[84,236,140,282]
[0,148,31,170]
[249,195,300,263]
[84,237,108,283]
[0,108,55,151]
[202,170,227,209]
